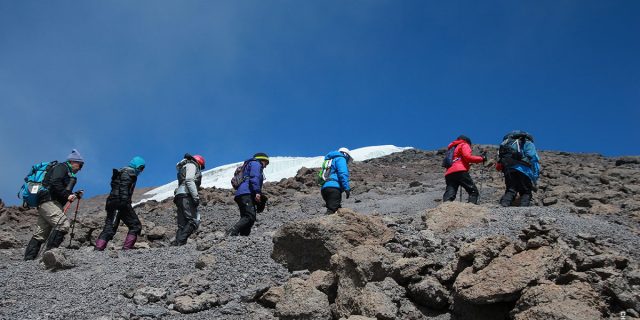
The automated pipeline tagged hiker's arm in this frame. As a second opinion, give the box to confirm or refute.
[248,162,263,195]
[184,163,199,200]
[336,157,350,191]
[461,144,483,164]
[49,165,73,201]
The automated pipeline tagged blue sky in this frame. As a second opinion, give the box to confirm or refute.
[1,1,638,205]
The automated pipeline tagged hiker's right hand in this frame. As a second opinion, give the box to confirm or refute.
[345,190,351,199]
[68,194,77,202]
[255,194,262,203]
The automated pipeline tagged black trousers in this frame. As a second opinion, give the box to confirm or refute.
[173,194,199,245]
[232,194,257,236]
[98,200,142,241]
[500,168,533,207]
[321,187,342,213]
[443,171,479,204]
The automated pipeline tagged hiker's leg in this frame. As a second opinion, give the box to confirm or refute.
[443,173,460,202]
[514,171,534,207]
[39,201,70,233]
[121,204,142,249]
[232,195,256,236]
[500,170,518,207]
[322,187,342,214]
[172,196,187,245]
[459,172,480,204]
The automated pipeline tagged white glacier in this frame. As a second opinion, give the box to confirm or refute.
[135,145,412,205]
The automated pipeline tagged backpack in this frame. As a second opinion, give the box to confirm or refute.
[18,161,58,208]
[442,146,459,168]
[316,159,333,185]
[230,161,250,190]
[498,134,531,167]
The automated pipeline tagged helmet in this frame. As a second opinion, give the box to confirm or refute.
[192,155,206,169]
[338,147,351,159]
[253,152,270,164]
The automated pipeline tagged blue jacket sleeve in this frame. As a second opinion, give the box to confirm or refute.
[524,142,540,181]
[247,161,263,194]
[335,157,351,191]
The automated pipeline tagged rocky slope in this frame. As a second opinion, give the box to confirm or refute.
[0,148,638,320]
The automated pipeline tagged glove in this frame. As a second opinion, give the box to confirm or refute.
[345,190,351,199]
[482,155,487,164]
[193,198,200,207]
[496,163,503,172]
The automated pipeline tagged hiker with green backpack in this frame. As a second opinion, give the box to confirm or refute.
[496,130,540,207]
[442,135,486,204]
[23,149,85,260]
[319,147,352,214]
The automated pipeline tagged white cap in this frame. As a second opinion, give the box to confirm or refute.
[338,147,351,158]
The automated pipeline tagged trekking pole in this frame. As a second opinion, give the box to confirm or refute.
[68,198,81,247]
[39,201,72,258]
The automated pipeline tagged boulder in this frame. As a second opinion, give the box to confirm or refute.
[356,278,405,320]
[331,245,401,285]
[195,253,216,270]
[602,276,640,313]
[41,249,76,271]
[458,235,511,271]
[422,202,488,233]
[133,287,166,305]
[258,286,284,308]
[511,282,605,320]
[389,257,434,285]
[0,231,20,249]
[174,293,219,314]
[274,277,331,320]
[308,270,337,300]
[272,209,394,271]
[146,226,166,241]
[407,276,450,310]
[454,245,566,304]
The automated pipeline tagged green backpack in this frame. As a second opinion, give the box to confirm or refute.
[316,159,333,185]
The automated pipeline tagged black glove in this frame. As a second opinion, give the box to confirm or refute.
[482,154,487,164]
[193,198,200,207]
[345,190,351,199]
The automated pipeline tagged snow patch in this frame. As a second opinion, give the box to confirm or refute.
[136,145,411,205]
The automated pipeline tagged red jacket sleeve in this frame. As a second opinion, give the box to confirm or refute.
[459,143,483,164]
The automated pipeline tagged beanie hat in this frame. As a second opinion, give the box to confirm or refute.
[129,156,146,170]
[253,152,269,163]
[457,135,472,145]
[67,149,85,163]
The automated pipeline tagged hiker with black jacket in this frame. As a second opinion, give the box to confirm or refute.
[95,156,145,251]
[226,153,269,236]
[496,130,540,207]
[24,149,85,260]
[442,135,486,204]
[172,153,206,246]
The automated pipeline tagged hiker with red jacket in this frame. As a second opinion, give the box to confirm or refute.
[442,135,486,204]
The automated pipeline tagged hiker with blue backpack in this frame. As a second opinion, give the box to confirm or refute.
[23,149,85,260]
[171,154,206,246]
[95,156,146,251]
[319,147,352,214]
[442,136,486,204]
[226,153,270,236]
[496,130,540,207]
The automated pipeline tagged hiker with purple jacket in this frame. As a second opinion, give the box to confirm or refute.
[226,153,269,236]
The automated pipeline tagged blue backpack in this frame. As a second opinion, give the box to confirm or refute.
[442,146,460,168]
[18,161,58,208]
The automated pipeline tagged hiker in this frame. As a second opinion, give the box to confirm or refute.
[95,156,146,251]
[226,153,269,236]
[496,130,540,207]
[24,149,85,260]
[171,153,205,246]
[442,135,486,204]
[320,147,352,214]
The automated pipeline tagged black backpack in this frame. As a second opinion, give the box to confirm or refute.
[498,132,533,167]
[442,146,459,168]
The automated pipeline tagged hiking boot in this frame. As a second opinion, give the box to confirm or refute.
[225,226,239,237]
[24,238,43,261]
[519,194,532,207]
[94,239,108,251]
[122,234,137,250]
[46,230,67,250]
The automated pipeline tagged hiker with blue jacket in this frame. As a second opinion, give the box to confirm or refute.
[172,153,206,245]
[95,156,145,251]
[496,130,540,207]
[226,153,270,236]
[24,149,85,260]
[320,147,352,214]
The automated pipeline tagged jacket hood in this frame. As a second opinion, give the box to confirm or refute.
[447,139,468,149]
[325,151,346,160]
